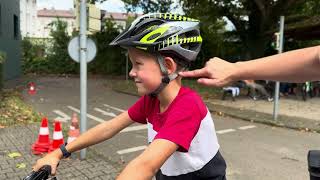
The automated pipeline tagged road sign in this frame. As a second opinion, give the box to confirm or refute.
[68,36,97,63]
[74,1,101,33]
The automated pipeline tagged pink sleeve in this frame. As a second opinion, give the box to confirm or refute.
[128,96,148,124]
[154,96,207,152]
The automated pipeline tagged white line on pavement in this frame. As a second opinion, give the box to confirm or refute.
[94,108,117,117]
[103,104,125,113]
[68,105,146,133]
[53,110,70,122]
[120,125,148,133]
[117,146,147,155]
[67,106,105,123]
[216,129,236,134]
[238,125,256,130]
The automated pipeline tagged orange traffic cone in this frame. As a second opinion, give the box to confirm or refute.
[67,113,80,144]
[49,121,64,152]
[32,117,51,155]
[28,82,36,95]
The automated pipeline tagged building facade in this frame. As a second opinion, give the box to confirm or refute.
[36,8,75,38]
[0,0,21,81]
[103,12,141,31]
[20,0,37,38]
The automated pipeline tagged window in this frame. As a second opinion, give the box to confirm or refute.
[14,14,18,39]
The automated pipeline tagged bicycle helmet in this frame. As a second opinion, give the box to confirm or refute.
[110,13,202,96]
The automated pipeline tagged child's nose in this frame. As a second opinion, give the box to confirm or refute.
[129,69,136,77]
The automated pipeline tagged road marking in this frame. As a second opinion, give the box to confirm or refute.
[121,125,148,133]
[67,106,105,123]
[53,110,70,122]
[104,104,125,113]
[238,125,256,130]
[117,146,147,155]
[94,108,117,117]
[216,129,236,134]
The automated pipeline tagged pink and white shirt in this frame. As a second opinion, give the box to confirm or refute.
[128,86,220,176]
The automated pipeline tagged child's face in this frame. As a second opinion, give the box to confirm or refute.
[128,48,162,95]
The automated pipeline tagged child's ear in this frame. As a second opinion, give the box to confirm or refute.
[163,57,177,74]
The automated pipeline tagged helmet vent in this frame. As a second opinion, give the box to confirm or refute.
[147,33,162,41]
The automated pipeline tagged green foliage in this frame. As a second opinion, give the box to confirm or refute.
[21,37,50,73]
[88,19,125,75]
[22,19,77,74]
[123,0,174,13]
[22,18,125,75]
[0,51,6,90]
[181,0,317,59]
[0,51,5,64]
[47,19,77,74]
[0,90,41,126]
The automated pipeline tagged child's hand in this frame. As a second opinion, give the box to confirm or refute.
[32,150,62,175]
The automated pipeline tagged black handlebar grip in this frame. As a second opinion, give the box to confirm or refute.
[23,165,52,180]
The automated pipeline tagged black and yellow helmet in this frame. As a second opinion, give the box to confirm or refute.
[109,13,202,63]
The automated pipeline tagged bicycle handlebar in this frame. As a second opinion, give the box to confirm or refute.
[23,165,56,180]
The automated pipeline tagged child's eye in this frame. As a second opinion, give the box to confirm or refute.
[135,62,143,65]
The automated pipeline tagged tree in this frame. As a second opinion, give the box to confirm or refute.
[122,0,174,13]
[181,0,311,59]
[89,0,174,13]
[47,19,76,73]
[89,19,125,75]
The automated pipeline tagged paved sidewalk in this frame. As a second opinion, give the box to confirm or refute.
[205,96,320,133]
[0,124,120,180]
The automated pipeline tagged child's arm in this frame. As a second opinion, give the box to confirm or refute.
[33,112,134,175]
[64,112,133,153]
[117,139,179,180]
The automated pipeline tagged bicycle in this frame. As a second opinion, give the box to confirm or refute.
[23,165,57,180]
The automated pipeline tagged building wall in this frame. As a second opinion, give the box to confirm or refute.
[20,0,37,37]
[36,16,75,38]
[0,0,21,81]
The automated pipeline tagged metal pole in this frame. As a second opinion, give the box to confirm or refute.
[126,52,128,81]
[273,16,285,120]
[79,0,87,159]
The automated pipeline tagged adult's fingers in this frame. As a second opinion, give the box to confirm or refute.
[197,78,225,87]
[179,68,208,78]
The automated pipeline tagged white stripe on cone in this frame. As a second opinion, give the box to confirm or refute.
[53,131,63,140]
[39,127,49,135]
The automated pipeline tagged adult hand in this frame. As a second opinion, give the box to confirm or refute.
[32,150,62,175]
[179,57,239,87]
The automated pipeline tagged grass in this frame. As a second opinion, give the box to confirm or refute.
[108,78,222,100]
[0,90,41,127]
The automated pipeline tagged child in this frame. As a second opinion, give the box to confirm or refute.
[32,13,226,180]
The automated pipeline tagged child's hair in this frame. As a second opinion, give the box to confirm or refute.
[160,52,190,72]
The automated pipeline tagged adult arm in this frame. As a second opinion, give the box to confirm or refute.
[179,46,320,87]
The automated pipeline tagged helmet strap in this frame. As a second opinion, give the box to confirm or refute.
[149,53,178,97]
